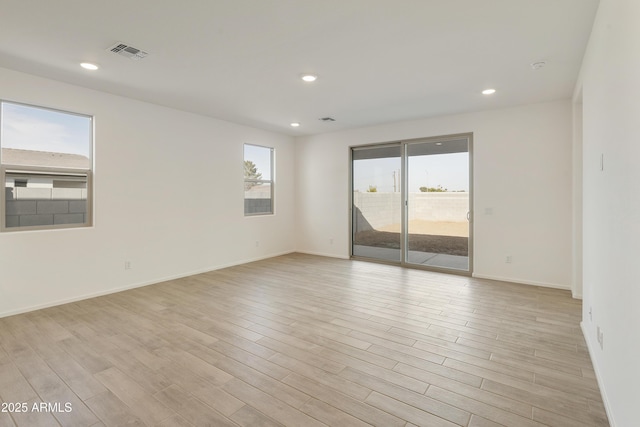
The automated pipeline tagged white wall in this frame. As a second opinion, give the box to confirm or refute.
[577,0,640,425]
[0,67,296,318]
[295,100,573,289]
[572,93,584,299]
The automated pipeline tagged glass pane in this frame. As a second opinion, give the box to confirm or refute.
[244,144,272,180]
[244,144,273,215]
[5,171,88,228]
[352,145,402,262]
[406,140,469,270]
[1,102,91,169]
[244,182,272,215]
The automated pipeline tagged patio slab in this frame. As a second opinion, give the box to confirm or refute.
[353,245,468,271]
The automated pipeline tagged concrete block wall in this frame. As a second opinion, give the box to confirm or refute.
[353,192,469,230]
[353,192,403,230]
[5,187,87,228]
[244,199,272,215]
[244,184,272,214]
[408,193,469,222]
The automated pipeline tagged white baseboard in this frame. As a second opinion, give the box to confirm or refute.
[294,250,350,260]
[0,250,295,319]
[472,273,570,291]
[580,322,616,427]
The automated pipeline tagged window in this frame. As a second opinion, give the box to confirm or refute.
[243,144,273,215]
[1,101,93,231]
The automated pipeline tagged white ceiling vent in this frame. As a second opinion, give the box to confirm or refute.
[107,42,148,60]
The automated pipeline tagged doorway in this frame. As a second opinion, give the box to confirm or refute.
[351,134,472,274]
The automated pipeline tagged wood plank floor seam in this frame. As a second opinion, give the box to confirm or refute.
[0,254,609,426]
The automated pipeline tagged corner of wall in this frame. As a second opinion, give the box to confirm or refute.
[580,322,617,427]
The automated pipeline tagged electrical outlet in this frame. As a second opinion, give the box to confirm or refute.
[589,306,592,321]
[329,238,334,245]
[505,255,512,264]
[255,241,260,247]
[124,261,131,270]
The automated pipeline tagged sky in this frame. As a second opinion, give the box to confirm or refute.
[244,143,272,180]
[1,102,91,157]
[353,152,469,193]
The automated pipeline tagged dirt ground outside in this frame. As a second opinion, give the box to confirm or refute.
[378,220,468,237]
[354,220,469,256]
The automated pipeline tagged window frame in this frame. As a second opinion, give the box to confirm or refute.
[1,100,94,232]
[243,143,274,216]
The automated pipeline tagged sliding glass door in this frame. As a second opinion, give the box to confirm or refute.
[352,145,402,262]
[406,138,470,271]
[351,134,472,274]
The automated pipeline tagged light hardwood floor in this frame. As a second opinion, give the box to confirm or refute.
[0,253,609,426]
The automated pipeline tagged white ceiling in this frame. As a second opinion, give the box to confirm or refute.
[0,0,599,136]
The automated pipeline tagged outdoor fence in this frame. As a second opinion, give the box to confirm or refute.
[353,192,469,232]
[5,187,87,227]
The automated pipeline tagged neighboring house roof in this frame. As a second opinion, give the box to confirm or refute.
[1,148,90,169]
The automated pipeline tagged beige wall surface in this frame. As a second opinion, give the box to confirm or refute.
[577,0,640,425]
[295,99,573,290]
[0,66,296,317]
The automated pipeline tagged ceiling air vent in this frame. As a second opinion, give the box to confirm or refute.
[319,117,336,122]
[107,42,148,60]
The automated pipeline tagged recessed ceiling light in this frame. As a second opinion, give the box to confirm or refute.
[301,74,317,82]
[435,142,443,146]
[80,62,99,70]
[482,88,496,95]
[290,122,300,127]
